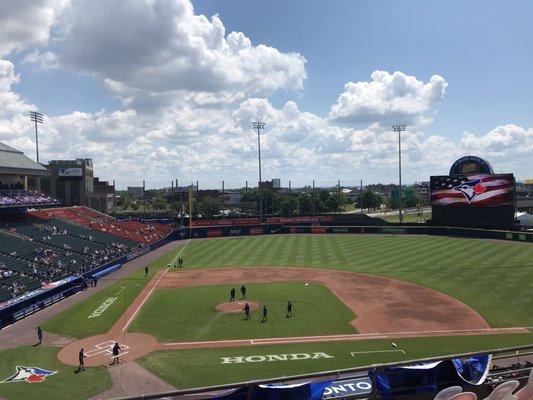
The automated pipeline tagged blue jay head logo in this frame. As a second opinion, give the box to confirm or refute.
[1,366,57,383]
[452,179,487,203]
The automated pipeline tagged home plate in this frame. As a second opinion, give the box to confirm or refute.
[85,340,130,359]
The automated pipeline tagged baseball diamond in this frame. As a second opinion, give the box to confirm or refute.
[1,233,532,400]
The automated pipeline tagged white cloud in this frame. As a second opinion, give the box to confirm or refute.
[0,59,33,127]
[21,49,60,70]
[57,0,306,110]
[2,57,531,188]
[459,124,533,174]
[0,0,68,56]
[329,70,447,125]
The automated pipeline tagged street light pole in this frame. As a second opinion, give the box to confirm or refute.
[29,111,44,163]
[252,122,265,223]
[392,124,407,223]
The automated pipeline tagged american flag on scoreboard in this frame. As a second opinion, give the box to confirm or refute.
[430,174,514,207]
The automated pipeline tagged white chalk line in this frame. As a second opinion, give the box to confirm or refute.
[114,286,125,296]
[121,268,169,332]
[351,350,406,355]
[120,240,190,332]
[165,339,254,346]
[170,239,190,266]
[161,326,529,349]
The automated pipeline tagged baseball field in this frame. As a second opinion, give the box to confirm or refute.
[1,234,532,400]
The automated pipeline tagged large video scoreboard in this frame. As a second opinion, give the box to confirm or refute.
[430,156,516,229]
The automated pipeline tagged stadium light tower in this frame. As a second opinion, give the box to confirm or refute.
[252,121,265,223]
[29,111,44,163]
[392,124,407,224]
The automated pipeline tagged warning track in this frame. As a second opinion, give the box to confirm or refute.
[57,267,528,367]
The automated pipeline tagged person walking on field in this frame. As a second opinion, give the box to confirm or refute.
[240,284,247,300]
[286,301,293,318]
[144,266,148,277]
[230,287,236,302]
[77,348,86,372]
[261,305,268,323]
[243,302,250,320]
[37,326,43,345]
[110,342,121,365]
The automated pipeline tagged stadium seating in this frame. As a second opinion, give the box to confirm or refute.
[30,207,171,244]
[0,189,59,208]
[0,207,172,303]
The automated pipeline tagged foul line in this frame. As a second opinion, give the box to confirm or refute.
[160,326,529,350]
[170,239,190,266]
[122,268,169,332]
[121,241,190,332]
[351,350,406,355]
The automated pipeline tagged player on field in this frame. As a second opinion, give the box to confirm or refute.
[144,266,149,277]
[37,326,43,345]
[240,284,247,300]
[230,287,236,302]
[110,342,121,365]
[77,348,86,372]
[286,301,293,318]
[243,302,250,320]
[261,305,268,323]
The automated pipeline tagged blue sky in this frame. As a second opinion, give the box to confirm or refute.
[0,0,531,188]
[194,0,533,137]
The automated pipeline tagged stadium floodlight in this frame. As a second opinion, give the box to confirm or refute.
[29,111,44,163]
[252,121,266,223]
[392,124,407,224]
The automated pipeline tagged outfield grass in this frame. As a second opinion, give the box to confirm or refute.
[129,283,356,342]
[176,235,533,328]
[44,235,533,338]
[139,333,533,389]
[42,244,184,339]
[0,346,111,400]
[34,234,533,395]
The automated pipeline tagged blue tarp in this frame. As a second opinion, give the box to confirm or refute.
[212,380,333,400]
[92,264,121,279]
[371,354,492,397]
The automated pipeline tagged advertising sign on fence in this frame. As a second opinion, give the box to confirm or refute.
[267,216,334,224]
[192,218,260,227]
[207,228,222,237]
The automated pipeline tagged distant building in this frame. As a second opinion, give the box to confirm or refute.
[89,177,114,214]
[0,142,50,191]
[196,189,220,202]
[260,179,281,191]
[127,186,144,200]
[46,159,94,207]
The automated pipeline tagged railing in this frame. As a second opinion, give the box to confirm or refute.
[113,344,533,400]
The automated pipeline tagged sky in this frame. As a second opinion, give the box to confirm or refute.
[0,0,532,189]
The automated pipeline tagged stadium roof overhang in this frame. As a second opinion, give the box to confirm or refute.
[0,142,50,177]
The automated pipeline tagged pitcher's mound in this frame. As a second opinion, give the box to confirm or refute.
[216,301,259,313]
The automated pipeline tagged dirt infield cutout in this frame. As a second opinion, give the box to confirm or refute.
[215,301,259,313]
[58,267,528,367]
